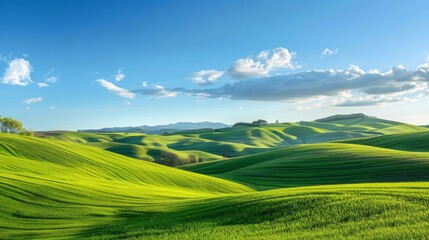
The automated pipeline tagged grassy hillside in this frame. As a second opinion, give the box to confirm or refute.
[343,130,429,152]
[0,133,250,193]
[3,133,429,239]
[180,142,429,190]
[0,133,253,239]
[36,116,427,166]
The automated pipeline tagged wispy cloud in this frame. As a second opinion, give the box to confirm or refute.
[37,68,60,87]
[227,47,295,79]
[96,79,135,99]
[190,69,224,85]
[321,48,338,57]
[23,97,43,104]
[45,68,59,83]
[2,58,32,86]
[333,95,410,107]
[114,68,125,81]
[135,82,176,98]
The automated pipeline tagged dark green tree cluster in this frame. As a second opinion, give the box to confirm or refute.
[233,119,268,127]
[0,115,34,136]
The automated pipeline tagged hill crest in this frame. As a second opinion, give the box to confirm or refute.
[314,113,371,122]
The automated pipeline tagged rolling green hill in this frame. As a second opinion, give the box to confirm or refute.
[2,133,429,239]
[36,116,427,166]
[343,130,429,152]
[180,142,429,190]
[0,133,251,239]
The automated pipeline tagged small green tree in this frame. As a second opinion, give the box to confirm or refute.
[160,151,179,166]
[2,117,23,133]
[188,155,198,164]
[19,128,35,136]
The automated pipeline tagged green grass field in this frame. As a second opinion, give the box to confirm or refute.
[3,116,429,239]
[343,130,429,152]
[36,116,427,166]
[180,142,429,189]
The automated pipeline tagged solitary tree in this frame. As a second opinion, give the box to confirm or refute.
[0,116,23,133]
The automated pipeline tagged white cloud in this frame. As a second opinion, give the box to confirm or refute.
[23,97,43,104]
[227,47,295,79]
[50,106,56,110]
[2,58,32,86]
[152,84,176,98]
[35,68,60,87]
[96,79,135,99]
[45,68,59,83]
[37,82,49,88]
[45,76,58,83]
[334,95,410,107]
[157,62,429,108]
[136,83,177,98]
[114,68,125,81]
[191,69,224,85]
[321,48,338,57]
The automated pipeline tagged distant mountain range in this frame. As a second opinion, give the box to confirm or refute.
[78,121,231,134]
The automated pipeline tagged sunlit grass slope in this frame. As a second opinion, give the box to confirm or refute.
[0,133,251,193]
[343,130,429,152]
[96,183,429,240]
[2,134,429,239]
[180,143,429,190]
[0,133,252,239]
[37,116,427,166]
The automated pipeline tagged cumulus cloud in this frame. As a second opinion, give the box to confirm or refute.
[321,48,338,57]
[96,79,135,99]
[227,47,295,79]
[2,58,32,86]
[136,82,176,98]
[190,69,224,85]
[114,68,125,81]
[23,97,43,104]
[143,63,429,108]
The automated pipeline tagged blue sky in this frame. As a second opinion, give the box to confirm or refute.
[1,0,429,130]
